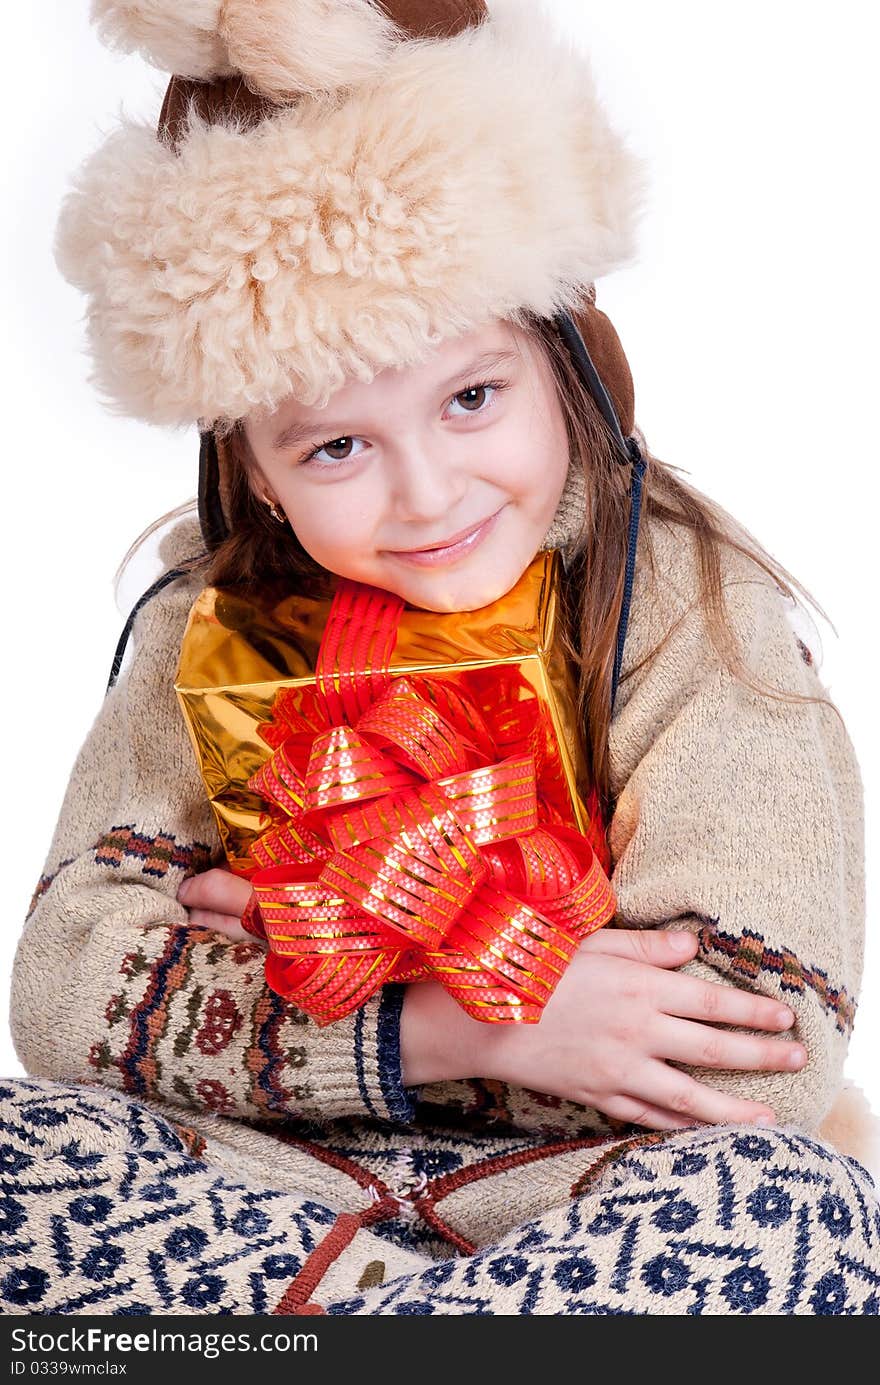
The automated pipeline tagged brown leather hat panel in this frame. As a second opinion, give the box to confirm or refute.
[380,0,487,38]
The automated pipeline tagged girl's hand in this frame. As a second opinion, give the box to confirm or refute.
[401,928,806,1130]
[176,866,266,946]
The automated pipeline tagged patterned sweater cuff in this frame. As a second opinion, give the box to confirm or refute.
[374,982,418,1123]
[317,982,417,1124]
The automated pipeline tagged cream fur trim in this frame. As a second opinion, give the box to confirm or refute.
[92,0,232,81]
[59,4,649,431]
[91,1,404,96]
[819,1081,880,1181]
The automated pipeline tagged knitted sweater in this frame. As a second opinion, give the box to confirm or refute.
[9,509,865,1161]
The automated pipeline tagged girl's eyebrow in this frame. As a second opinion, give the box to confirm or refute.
[271,347,519,452]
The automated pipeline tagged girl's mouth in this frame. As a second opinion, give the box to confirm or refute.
[385,506,506,567]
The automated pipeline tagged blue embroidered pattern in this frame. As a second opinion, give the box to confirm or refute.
[1,1079,878,1315]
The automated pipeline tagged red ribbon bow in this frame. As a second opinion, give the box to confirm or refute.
[239,578,616,1025]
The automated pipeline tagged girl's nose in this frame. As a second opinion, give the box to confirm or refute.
[387,444,469,525]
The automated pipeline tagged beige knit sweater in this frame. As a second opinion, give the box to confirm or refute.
[9,506,865,1172]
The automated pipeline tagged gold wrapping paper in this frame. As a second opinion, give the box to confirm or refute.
[174,550,605,876]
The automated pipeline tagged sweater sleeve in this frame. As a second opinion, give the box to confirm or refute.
[606,519,865,1131]
[9,519,415,1127]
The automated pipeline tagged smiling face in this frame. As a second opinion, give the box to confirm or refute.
[243,319,571,611]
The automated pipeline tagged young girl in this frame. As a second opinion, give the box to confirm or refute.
[3,0,878,1315]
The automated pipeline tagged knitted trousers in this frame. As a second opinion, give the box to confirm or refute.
[2,1078,878,1316]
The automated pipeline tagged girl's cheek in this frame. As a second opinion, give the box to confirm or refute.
[309,516,383,574]
[276,507,336,563]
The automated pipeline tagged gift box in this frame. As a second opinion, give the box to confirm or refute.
[174,551,617,1025]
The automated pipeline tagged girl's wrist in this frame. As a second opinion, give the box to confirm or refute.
[400,980,504,1086]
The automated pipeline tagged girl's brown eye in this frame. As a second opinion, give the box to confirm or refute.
[456,386,488,412]
[322,437,354,459]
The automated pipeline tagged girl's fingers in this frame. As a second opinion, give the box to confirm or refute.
[630,1060,776,1127]
[177,867,253,915]
[183,908,266,946]
[583,926,698,968]
[656,1017,807,1074]
[657,969,796,1033]
[599,1095,704,1132]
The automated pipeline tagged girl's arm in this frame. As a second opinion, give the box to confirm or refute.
[10,521,415,1127]
[606,517,864,1131]
[404,520,862,1136]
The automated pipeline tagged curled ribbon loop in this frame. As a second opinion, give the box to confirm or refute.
[239,577,617,1025]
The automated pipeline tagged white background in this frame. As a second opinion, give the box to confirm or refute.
[2,1,877,1111]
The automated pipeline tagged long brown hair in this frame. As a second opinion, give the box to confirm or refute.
[116,313,837,817]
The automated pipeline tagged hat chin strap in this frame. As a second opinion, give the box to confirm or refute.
[198,429,230,553]
[554,311,641,466]
[550,312,647,713]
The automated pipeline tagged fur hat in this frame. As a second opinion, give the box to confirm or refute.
[56,0,648,440]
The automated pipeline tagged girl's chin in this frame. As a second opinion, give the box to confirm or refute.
[393,563,526,614]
